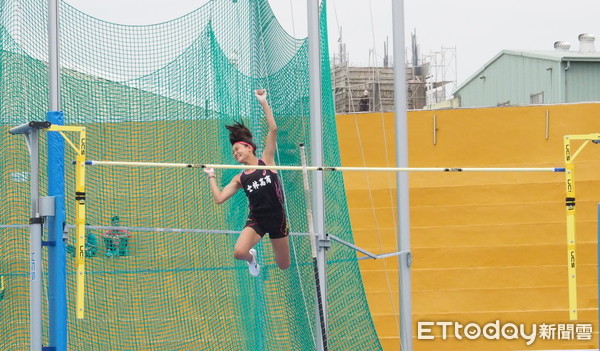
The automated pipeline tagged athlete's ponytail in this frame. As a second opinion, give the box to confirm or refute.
[226,121,257,154]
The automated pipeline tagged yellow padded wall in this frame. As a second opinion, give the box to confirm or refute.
[336,103,600,351]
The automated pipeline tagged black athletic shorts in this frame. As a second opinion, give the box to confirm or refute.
[245,212,289,239]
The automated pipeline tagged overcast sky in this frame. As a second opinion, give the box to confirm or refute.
[65,0,600,89]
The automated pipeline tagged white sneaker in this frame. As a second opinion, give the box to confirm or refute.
[247,249,260,277]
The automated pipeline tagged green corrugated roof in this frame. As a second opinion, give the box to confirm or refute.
[505,49,600,61]
[456,49,600,93]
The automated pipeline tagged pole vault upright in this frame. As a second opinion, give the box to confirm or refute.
[8,122,47,351]
[563,133,600,321]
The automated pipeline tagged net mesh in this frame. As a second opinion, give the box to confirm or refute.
[0,0,381,349]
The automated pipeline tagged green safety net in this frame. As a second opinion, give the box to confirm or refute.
[0,0,382,349]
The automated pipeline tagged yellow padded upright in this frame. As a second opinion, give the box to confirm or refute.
[336,103,600,351]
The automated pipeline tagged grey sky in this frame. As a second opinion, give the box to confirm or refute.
[65,0,600,89]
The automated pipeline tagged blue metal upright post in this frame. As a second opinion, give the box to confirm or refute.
[47,0,66,348]
[47,111,66,350]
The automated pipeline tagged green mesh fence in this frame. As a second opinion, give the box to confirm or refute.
[0,0,382,349]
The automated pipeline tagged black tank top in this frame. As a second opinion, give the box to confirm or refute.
[239,159,285,215]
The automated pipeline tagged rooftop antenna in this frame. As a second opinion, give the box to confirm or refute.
[383,36,389,67]
[337,26,347,66]
[411,29,418,67]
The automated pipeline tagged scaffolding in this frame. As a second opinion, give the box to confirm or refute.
[330,32,457,112]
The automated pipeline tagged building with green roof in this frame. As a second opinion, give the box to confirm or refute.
[454,34,600,108]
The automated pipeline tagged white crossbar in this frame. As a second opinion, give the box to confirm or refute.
[85,160,565,173]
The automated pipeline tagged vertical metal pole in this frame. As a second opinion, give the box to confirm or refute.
[28,130,43,351]
[48,0,60,110]
[47,0,67,349]
[307,0,327,349]
[392,0,412,350]
[300,145,328,350]
[597,203,599,331]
